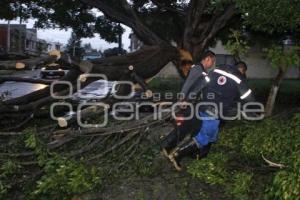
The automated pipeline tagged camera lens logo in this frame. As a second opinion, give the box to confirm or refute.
[217,76,227,85]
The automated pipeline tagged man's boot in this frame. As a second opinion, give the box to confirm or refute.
[168,139,199,171]
[161,128,181,158]
[161,113,195,158]
[193,143,212,160]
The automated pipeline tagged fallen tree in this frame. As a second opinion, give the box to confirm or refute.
[0,54,59,70]
[0,45,180,132]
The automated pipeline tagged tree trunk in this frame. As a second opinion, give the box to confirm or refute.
[265,67,287,117]
[0,76,53,85]
[0,45,180,117]
[90,45,179,80]
[3,68,82,105]
[182,3,237,62]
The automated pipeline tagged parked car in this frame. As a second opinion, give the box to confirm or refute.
[40,64,66,79]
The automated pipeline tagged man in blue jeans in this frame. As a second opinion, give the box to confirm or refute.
[163,64,255,171]
[161,51,216,163]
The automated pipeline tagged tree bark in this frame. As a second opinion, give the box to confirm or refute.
[0,45,179,117]
[183,3,237,62]
[265,67,287,117]
[0,88,71,113]
[90,45,179,80]
[3,68,82,105]
[0,76,53,85]
[183,0,210,53]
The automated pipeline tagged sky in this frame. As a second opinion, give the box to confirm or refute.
[0,18,132,51]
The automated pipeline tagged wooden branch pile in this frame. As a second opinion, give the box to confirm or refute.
[0,46,179,131]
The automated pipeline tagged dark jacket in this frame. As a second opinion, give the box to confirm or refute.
[180,64,210,101]
[201,65,255,117]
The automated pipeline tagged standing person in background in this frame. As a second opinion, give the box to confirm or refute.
[236,61,248,80]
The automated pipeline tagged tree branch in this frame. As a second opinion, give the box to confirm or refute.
[0,76,53,85]
[80,0,165,45]
[183,0,210,51]
[198,5,237,45]
[151,0,186,16]
[192,4,237,61]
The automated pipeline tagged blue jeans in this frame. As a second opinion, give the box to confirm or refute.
[193,112,220,148]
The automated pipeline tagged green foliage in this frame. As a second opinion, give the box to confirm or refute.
[264,45,300,69]
[188,113,300,200]
[95,16,125,43]
[30,156,102,200]
[235,0,300,33]
[225,29,250,60]
[131,147,158,177]
[2,0,300,47]
[229,172,253,200]
[187,153,229,185]
[65,32,86,58]
[266,153,300,200]
[0,160,21,198]
[241,115,300,200]
[25,131,37,149]
[241,115,300,163]
[23,130,103,199]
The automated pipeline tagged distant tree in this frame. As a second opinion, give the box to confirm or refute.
[65,32,85,58]
[224,30,250,62]
[264,44,300,116]
[222,0,300,116]
[83,43,93,53]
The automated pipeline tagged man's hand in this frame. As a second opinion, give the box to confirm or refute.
[179,101,189,110]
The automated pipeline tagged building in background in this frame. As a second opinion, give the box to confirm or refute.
[0,23,62,58]
[0,24,26,56]
[129,33,143,52]
[210,41,300,79]
[48,41,64,52]
[25,28,38,55]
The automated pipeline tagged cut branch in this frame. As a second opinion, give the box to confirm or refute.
[90,45,179,80]
[262,154,286,169]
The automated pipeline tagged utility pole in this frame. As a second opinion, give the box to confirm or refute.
[7,20,11,53]
[118,23,122,55]
[19,2,22,24]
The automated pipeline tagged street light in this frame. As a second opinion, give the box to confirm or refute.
[282,36,294,52]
